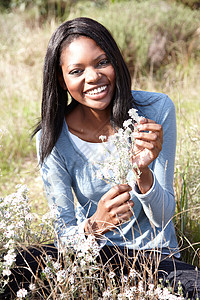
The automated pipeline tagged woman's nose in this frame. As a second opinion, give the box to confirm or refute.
[85,68,100,83]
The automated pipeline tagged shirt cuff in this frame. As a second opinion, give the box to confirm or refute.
[133,170,156,199]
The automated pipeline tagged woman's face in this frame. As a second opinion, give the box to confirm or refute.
[59,36,116,111]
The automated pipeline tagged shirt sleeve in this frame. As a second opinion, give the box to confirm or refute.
[36,133,87,247]
[133,95,177,228]
[36,132,106,248]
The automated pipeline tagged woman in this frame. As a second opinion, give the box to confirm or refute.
[35,17,177,256]
[4,17,199,299]
[33,17,200,298]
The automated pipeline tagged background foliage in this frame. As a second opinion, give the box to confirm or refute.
[0,0,200,265]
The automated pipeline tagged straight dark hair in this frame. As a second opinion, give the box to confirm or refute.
[33,17,134,163]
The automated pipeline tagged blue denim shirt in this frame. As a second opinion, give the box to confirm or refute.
[36,91,179,256]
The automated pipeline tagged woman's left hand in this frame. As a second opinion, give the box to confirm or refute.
[132,118,163,169]
[131,118,163,194]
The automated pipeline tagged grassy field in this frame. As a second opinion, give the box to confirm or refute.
[0,0,200,265]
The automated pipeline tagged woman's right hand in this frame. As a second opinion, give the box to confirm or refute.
[84,184,134,236]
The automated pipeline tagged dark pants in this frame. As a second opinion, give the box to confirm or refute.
[100,245,200,299]
[2,244,200,299]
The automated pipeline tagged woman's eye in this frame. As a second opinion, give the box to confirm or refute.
[98,59,110,67]
[69,69,82,75]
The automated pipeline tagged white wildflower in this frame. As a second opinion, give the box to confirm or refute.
[16,184,29,193]
[16,220,25,228]
[138,280,144,293]
[86,253,94,262]
[162,287,172,298]
[25,213,33,221]
[2,268,11,276]
[4,229,15,238]
[130,286,137,293]
[99,135,107,142]
[95,109,141,186]
[121,275,128,284]
[129,268,138,278]
[3,239,15,249]
[0,220,6,229]
[128,108,140,122]
[117,128,124,136]
[46,255,53,262]
[72,266,77,273]
[148,283,154,291]
[4,251,16,266]
[124,127,132,136]
[16,288,28,298]
[123,119,132,128]
[4,211,11,218]
[124,287,134,299]
[57,270,67,283]
[29,283,36,291]
[69,274,75,285]
[43,266,53,278]
[109,270,115,279]
[80,259,86,268]
[52,261,62,270]
[103,287,112,298]
[154,286,162,297]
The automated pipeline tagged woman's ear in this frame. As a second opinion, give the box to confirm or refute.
[57,70,67,90]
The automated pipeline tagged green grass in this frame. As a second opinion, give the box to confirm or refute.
[0,0,200,265]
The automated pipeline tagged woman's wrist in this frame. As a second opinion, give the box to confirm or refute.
[136,167,153,194]
[84,217,106,238]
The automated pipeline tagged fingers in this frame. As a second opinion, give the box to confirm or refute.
[114,200,134,225]
[130,118,163,170]
[133,131,161,144]
[133,118,163,152]
[135,118,163,141]
[99,184,134,227]
[101,184,132,202]
[133,133,162,152]
[115,200,134,215]
[101,186,132,212]
[116,211,133,224]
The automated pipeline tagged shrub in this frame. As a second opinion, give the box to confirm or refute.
[69,0,200,77]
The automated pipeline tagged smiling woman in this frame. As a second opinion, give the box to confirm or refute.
[4,17,200,299]
[59,36,116,142]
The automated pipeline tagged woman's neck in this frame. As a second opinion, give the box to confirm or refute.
[66,104,115,143]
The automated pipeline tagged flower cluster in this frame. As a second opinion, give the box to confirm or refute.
[103,277,184,300]
[96,108,141,187]
[0,185,34,292]
[41,234,102,298]
[0,185,56,296]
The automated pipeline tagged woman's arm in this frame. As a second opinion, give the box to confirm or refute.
[36,133,86,246]
[131,96,177,227]
[36,133,134,244]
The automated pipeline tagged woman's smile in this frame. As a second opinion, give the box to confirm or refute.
[60,36,116,111]
[84,84,107,96]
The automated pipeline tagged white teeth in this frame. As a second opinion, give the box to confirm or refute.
[86,85,107,95]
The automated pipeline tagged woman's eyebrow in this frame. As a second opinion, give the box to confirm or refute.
[66,54,107,69]
[67,63,82,69]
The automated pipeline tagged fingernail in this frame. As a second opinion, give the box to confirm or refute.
[135,124,142,131]
[139,117,146,123]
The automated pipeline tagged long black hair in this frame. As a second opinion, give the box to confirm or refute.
[33,17,134,163]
